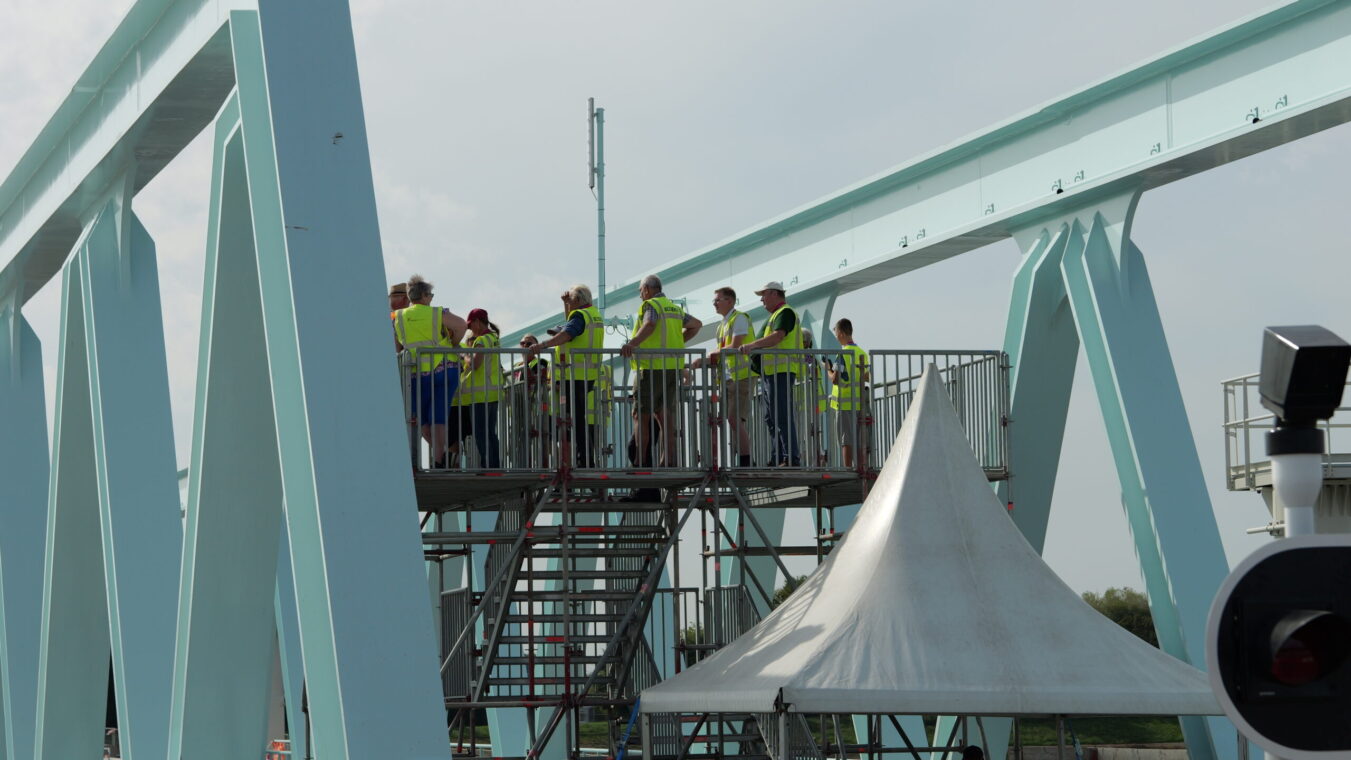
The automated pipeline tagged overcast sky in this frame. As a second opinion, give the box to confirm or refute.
[4,0,1348,594]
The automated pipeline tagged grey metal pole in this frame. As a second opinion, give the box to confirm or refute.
[596,106,607,312]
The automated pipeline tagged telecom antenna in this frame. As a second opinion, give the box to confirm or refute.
[589,98,607,311]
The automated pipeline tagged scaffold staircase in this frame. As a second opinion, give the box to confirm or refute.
[442,480,705,758]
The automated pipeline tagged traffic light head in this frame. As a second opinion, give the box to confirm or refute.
[1259,326,1350,425]
[1208,535,1351,757]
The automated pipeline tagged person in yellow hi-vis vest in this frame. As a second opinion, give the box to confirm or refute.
[701,286,756,468]
[462,308,505,468]
[526,284,604,467]
[620,275,702,469]
[827,317,870,469]
[393,275,467,469]
[738,281,802,466]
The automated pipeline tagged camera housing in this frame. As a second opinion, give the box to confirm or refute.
[1258,326,1350,426]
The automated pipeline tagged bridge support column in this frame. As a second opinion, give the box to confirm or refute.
[985,189,1233,760]
[0,303,48,760]
[170,5,453,757]
[35,186,183,760]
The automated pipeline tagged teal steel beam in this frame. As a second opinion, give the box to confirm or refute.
[229,5,449,757]
[508,0,1351,343]
[0,306,48,760]
[993,191,1233,759]
[0,0,246,306]
[168,96,283,760]
[35,236,108,760]
[35,192,182,760]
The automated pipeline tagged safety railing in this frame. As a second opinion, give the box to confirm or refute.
[868,350,1010,476]
[1222,372,1351,491]
[399,346,1010,476]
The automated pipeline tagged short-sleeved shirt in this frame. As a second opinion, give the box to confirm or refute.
[562,312,587,338]
[768,307,797,336]
[721,311,751,338]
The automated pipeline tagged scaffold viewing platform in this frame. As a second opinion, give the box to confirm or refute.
[410,347,1010,760]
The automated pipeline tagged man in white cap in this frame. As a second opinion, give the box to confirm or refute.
[738,281,803,466]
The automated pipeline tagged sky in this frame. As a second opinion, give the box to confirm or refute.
[3,0,1348,594]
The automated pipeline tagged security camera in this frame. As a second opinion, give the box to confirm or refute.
[1259,325,1350,426]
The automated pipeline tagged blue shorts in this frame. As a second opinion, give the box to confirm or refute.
[410,366,460,425]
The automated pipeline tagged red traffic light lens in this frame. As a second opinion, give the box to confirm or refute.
[1269,610,1351,686]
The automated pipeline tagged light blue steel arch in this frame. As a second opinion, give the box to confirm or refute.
[168,97,286,760]
[172,8,452,758]
[0,306,48,760]
[34,196,182,760]
[990,191,1234,759]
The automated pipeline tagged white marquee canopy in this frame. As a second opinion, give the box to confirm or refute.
[641,368,1220,717]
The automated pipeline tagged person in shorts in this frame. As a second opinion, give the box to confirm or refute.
[620,275,701,467]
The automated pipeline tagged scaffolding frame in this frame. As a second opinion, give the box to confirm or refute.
[415,347,1010,760]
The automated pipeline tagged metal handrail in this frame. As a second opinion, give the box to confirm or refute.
[1221,372,1351,491]
[397,345,1010,476]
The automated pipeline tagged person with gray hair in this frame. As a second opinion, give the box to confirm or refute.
[393,274,468,468]
[526,284,605,466]
[568,283,594,304]
[620,275,702,471]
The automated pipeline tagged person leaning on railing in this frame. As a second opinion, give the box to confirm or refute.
[620,274,702,469]
[826,317,870,470]
[738,281,802,467]
[525,284,604,467]
[392,274,467,469]
[696,286,757,468]
[461,308,505,469]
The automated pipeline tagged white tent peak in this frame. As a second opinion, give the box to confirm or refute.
[641,366,1220,716]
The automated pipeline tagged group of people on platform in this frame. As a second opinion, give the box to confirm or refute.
[388,273,871,471]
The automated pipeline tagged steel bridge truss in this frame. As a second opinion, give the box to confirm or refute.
[5,1,1351,759]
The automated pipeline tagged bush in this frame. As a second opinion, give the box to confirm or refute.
[1081,587,1158,647]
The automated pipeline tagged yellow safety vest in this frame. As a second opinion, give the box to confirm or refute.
[829,344,868,411]
[758,304,801,376]
[394,304,455,374]
[462,332,505,404]
[716,310,756,381]
[633,296,685,370]
[585,364,614,426]
[557,305,605,381]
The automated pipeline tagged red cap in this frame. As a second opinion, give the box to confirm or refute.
[467,308,489,324]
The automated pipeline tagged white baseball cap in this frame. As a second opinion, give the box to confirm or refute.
[754,281,786,295]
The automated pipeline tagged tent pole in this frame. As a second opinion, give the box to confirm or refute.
[1056,715,1065,760]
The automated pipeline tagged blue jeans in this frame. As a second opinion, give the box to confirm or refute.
[762,373,800,466]
[469,401,501,469]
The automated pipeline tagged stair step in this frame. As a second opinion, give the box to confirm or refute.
[523,569,648,581]
[498,613,624,624]
[508,590,643,602]
[497,633,616,644]
[485,676,615,687]
[531,548,656,558]
[541,501,668,512]
[490,655,611,666]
